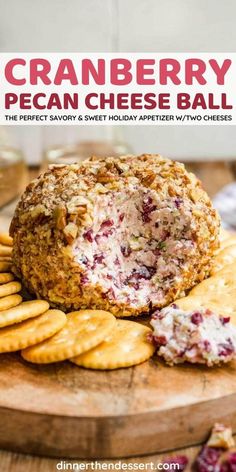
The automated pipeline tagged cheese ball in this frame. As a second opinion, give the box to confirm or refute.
[10,154,220,316]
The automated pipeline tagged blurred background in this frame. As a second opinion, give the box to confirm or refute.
[0,0,236,226]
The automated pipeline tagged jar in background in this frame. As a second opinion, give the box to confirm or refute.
[0,146,27,207]
[41,126,132,170]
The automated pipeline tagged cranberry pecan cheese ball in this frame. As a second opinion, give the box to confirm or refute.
[10,154,220,316]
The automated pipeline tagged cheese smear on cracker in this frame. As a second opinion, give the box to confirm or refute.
[150,304,236,366]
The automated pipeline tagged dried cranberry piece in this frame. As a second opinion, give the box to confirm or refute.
[174,198,183,209]
[171,303,178,309]
[220,316,231,325]
[132,268,146,280]
[142,197,157,223]
[125,278,140,290]
[229,452,236,463]
[153,335,167,346]
[102,228,114,238]
[121,244,131,257]
[107,288,115,299]
[191,312,203,325]
[126,270,139,282]
[218,338,235,357]
[80,274,89,285]
[161,230,170,240]
[119,213,125,222]
[178,349,187,358]
[101,288,115,300]
[114,256,120,266]
[220,462,229,472]
[132,282,140,290]
[202,340,211,353]
[100,219,114,230]
[152,309,162,320]
[95,234,101,244]
[145,196,152,204]
[164,455,188,472]
[94,253,105,264]
[226,452,236,472]
[196,446,223,472]
[83,229,93,242]
[142,213,151,223]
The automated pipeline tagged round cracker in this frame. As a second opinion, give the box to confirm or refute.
[0,257,12,263]
[0,281,21,298]
[0,261,12,273]
[0,273,14,284]
[71,320,155,370]
[0,294,22,311]
[0,299,49,328]
[0,309,66,353]
[0,245,12,257]
[0,233,13,246]
[219,236,236,252]
[21,309,116,364]
[188,263,236,321]
[219,227,233,242]
[175,295,223,314]
[211,244,236,275]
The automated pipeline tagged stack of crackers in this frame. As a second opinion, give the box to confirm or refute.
[175,228,236,322]
[0,227,236,370]
[0,232,155,369]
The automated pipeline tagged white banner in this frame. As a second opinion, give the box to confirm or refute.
[0,53,235,125]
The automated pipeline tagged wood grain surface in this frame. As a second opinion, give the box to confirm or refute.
[0,352,235,459]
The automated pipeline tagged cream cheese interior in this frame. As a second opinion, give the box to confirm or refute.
[73,184,197,310]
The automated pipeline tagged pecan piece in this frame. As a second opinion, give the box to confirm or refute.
[142,172,156,186]
[54,205,67,230]
[168,185,176,197]
[97,172,117,184]
[63,222,78,244]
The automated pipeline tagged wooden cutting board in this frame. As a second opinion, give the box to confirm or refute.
[0,351,235,459]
